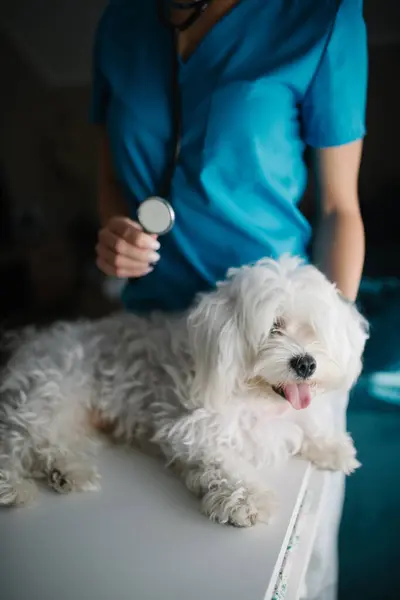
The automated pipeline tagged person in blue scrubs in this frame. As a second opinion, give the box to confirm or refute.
[92,1,368,598]
[94,0,367,312]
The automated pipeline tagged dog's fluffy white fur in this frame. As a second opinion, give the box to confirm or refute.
[0,257,368,526]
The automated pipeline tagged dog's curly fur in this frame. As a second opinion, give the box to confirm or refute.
[0,257,368,526]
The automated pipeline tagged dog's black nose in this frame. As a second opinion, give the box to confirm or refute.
[290,354,316,379]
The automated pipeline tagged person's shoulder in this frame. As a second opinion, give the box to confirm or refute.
[95,0,154,50]
[97,0,150,32]
[94,0,163,83]
[300,0,364,25]
[334,0,365,24]
[104,0,141,11]
[330,0,366,44]
[314,0,363,11]
[99,0,138,22]
[100,0,154,18]
[304,0,365,56]
[337,0,364,8]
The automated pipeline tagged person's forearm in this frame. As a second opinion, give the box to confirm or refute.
[313,209,365,302]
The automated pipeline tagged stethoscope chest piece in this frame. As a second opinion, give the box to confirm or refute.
[137,196,175,235]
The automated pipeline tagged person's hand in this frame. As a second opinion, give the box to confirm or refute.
[96,216,160,278]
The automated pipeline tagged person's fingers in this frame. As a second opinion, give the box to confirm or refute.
[96,257,153,279]
[96,243,159,271]
[133,230,160,250]
[96,257,117,277]
[97,230,160,263]
[96,216,160,279]
[108,216,141,232]
[107,217,160,250]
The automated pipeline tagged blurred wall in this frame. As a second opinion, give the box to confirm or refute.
[0,1,112,325]
[1,0,107,86]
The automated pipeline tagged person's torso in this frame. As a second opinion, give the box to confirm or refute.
[98,0,339,311]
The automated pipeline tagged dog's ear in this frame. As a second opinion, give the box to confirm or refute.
[187,283,247,409]
[187,261,282,409]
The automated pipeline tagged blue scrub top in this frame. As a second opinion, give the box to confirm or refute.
[91,0,368,312]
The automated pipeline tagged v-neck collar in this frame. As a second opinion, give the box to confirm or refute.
[173,0,252,68]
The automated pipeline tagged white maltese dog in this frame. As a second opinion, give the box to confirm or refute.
[0,257,368,526]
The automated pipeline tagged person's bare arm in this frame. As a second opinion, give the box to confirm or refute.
[95,127,160,278]
[312,140,365,302]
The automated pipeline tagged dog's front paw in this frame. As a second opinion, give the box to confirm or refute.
[201,484,276,528]
[48,465,101,494]
[301,433,361,475]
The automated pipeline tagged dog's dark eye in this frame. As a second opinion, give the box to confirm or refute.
[270,318,285,336]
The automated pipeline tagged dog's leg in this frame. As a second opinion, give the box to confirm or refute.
[0,321,102,505]
[182,460,276,528]
[299,433,361,475]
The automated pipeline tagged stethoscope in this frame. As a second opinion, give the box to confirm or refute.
[137,0,213,236]
[138,0,343,236]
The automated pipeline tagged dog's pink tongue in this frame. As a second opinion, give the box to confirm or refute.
[283,383,312,410]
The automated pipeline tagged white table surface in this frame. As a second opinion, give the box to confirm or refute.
[0,447,317,600]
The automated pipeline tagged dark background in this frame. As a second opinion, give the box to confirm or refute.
[0,2,399,599]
